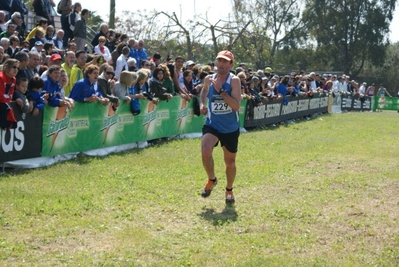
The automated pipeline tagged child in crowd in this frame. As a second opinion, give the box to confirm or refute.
[28,77,47,116]
[12,78,30,118]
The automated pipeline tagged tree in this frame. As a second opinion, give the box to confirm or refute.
[303,0,397,76]
[231,0,305,69]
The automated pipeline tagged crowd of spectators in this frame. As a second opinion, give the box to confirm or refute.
[0,1,397,130]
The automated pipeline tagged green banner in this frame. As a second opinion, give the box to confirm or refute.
[42,98,247,157]
[372,96,399,111]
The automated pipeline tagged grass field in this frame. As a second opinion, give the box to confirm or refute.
[0,111,398,266]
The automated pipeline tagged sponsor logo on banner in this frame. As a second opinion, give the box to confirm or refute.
[0,121,25,153]
[143,101,157,136]
[101,104,118,144]
[176,99,188,129]
[46,106,69,152]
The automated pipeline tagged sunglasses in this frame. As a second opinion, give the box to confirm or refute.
[106,71,115,76]
[12,66,18,69]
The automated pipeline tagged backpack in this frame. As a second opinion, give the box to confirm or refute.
[66,11,76,30]
[56,1,62,13]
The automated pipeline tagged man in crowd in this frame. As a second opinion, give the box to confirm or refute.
[73,8,89,51]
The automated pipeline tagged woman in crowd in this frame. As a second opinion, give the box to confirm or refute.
[43,65,74,109]
[113,70,138,103]
[42,25,55,43]
[68,64,109,105]
[0,58,19,129]
[94,36,112,64]
[148,67,173,101]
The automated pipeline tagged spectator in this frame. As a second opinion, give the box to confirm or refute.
[43,42,55,56]
[94,36,112,64]
[14,51,29,80]
[377,84,392,97]
[158,64,175,96]
[111,41,126,69]
[0,23,16,39]
[57,0,72,46]
[0,58,19,129]
[173,56,190,100]
[42,65,73,108]
[91,23,108,51]
[114,46,129,80]
[150,52,161,66]
[69,50,86,88]
[25,51,40,81]
[113,70,138,103]
[0,11,6,32]
[183,69,194,94]
[127,38,137,61]
[97,63,119,107]
[366,83,376,96]
[6,35,20,57]
[66,41,77,53]
[61,50,76,95]
[31,41,44,53]
[207,62,215,72]
[41,53,62,81]
[25,18,48,43]
[358,82,367,96]
[137,39,148,66]
[68,64,109,105]
[105,29,116,53]
[27,76,46,116]
[29,28,45,49]
[32,0,52,26]
[148,67,173,101]
[59,68,69,98]
[140,59,151,70]
[73,8,88,51]
[132,68,157,105]
[52,29,65,54]
[5,12,24,41]
[42,25,55,43]
[12,77,30,115]
[127,57,137,72]
[185,60,195,71]
[66,2,81,45]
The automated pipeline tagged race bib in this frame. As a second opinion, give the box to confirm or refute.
[211,98,232,114]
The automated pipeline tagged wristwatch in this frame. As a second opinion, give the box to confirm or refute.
[219,88,226,95]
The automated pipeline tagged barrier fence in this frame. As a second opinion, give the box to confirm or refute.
[2,93,397,168]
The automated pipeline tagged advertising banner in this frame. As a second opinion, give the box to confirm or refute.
[42,97,248,157]
[0,102,42,162]
[244,95,328,127]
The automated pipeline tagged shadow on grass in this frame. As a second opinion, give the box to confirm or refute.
[198,206,238,226]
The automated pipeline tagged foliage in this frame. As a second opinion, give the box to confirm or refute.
[303,0,397,76]
[1,112,399,266]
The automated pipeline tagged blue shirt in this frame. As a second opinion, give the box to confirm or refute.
[68,78,102,102]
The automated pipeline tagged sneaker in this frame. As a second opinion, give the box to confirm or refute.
[225,190,235,205]
[201,178,217,198]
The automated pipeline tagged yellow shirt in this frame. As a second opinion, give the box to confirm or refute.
[61,62,73,96]
[69,64,83,96]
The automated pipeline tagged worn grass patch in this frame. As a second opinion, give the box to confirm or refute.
[1,111,398,266]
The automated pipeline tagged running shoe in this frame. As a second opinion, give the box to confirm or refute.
[225,190,235,205]
[201,178,218,198]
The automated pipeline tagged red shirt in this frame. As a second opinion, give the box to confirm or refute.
[0,71,16,104]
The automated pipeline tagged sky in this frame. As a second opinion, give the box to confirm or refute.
[81,0,399,43]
